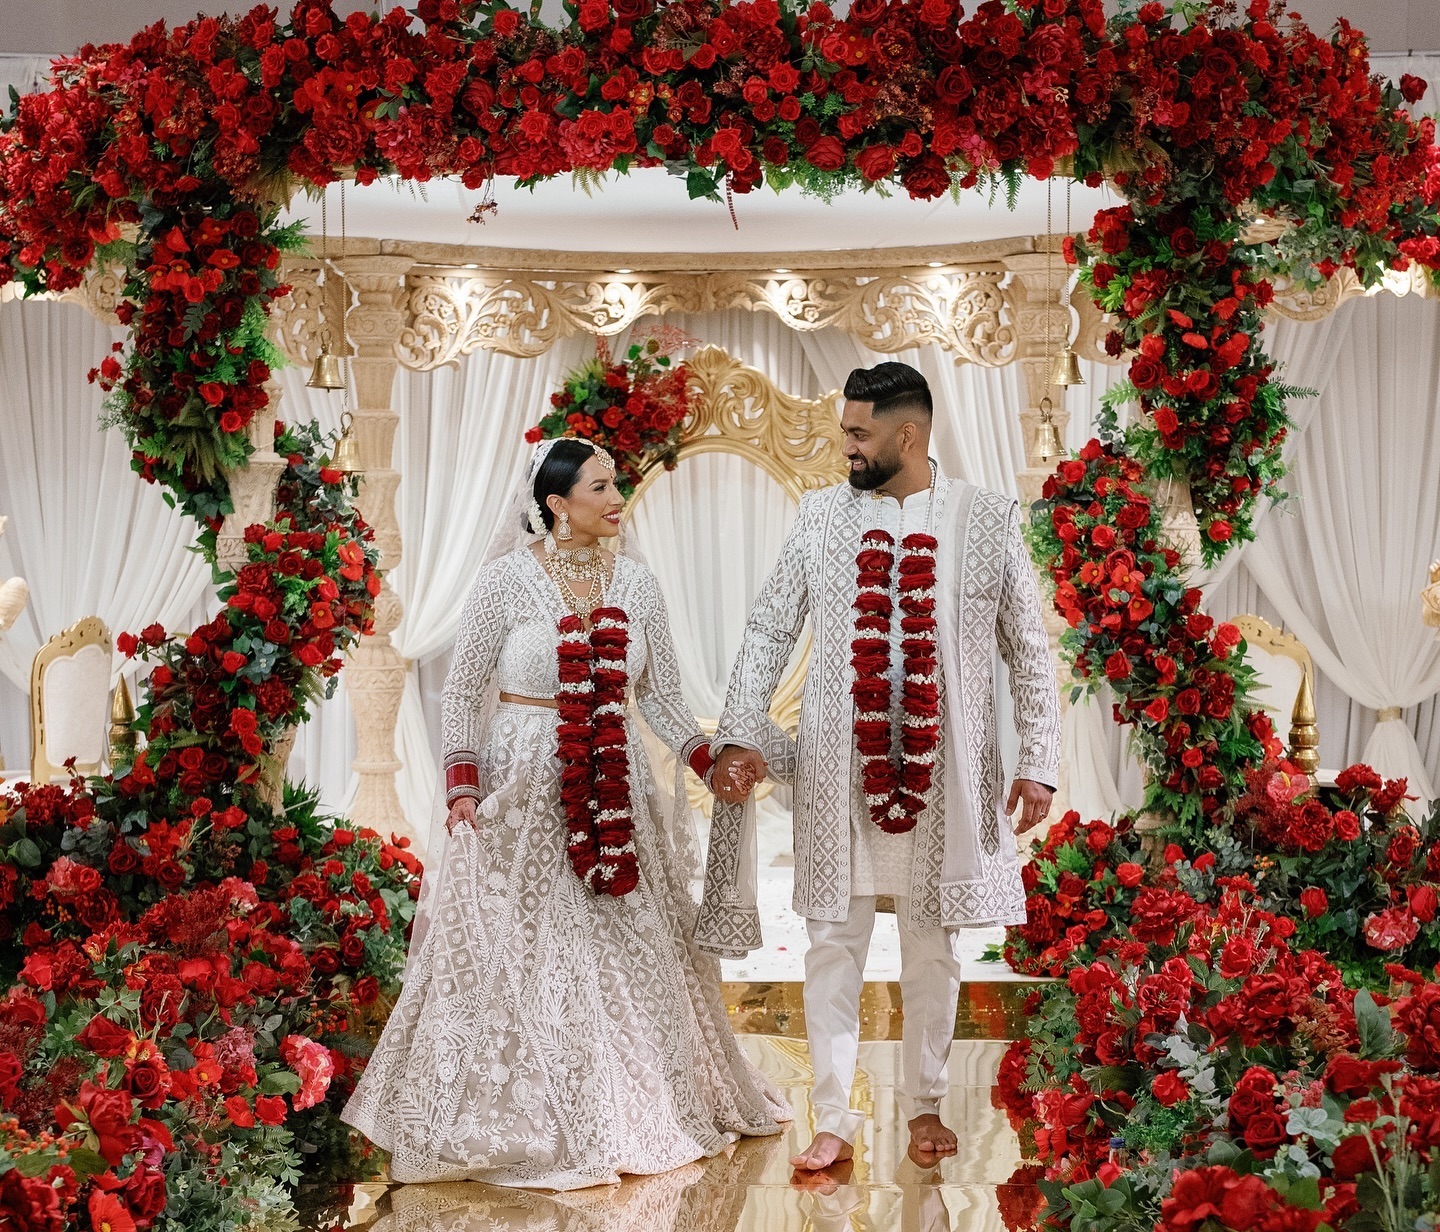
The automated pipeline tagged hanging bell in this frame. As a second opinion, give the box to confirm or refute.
[331,411,362,474]
[1034,398,1064,463]
[1049,342,1085,388]
[307,337,346,391]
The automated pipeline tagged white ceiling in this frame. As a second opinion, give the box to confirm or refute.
[279,171,1119,255]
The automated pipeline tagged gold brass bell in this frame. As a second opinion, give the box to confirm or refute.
[307,336,346,391]
[1034,397,1064,463]
[331,411,362,474]
[1049,342,1085,387]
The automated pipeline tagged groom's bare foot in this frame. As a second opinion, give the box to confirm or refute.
[907,1113,958,1161]
[789,1157,854,1192]
[790,1132,854,1171]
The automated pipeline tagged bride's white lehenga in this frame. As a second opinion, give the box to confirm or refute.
[342,547,789,1189]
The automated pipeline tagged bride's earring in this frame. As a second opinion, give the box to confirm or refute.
[558,511,572,541]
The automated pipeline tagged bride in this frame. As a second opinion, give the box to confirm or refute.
[343,437,789,1188]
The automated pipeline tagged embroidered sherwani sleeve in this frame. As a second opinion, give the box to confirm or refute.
[716,499,812,751]
[441,560,509,805]
[994,503,1062,788]
[634,571,709,769]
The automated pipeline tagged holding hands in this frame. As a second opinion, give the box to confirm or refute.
[710,745,768,804]
[445,796,478,834]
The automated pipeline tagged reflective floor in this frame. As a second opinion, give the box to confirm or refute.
[302,1036,1040,1232]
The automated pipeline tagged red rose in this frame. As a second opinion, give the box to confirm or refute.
[1331,1133,1379,1182]
[762,137,789,166]
[1152,1070,1189,1107]
[936,65,972,103]
[226,1094,256,1127]
[806,136,847,172]
[1401,73,1428,104]
[1104,652,1131,680]
[1326,1054,1403,1098]
[1115,862,1145,888]
[1410,884,1438,923]
[1299,887,1328,918]
[78,1013,134,1058]
[0,1171,63,1232]
[854,144,895,182]
[1388,826,1420,866]
[124,1056,170,1108]
[1396,982,1440,1071]
[1129,356,1163,390]
[254,1094,288,1125]
[1334,809,1361,841]
[1242,1109,1287,1157]
[1219,935,1256,980]
[1159,1166,1270,1232]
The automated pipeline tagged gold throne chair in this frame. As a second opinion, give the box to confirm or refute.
[29,616,114,782]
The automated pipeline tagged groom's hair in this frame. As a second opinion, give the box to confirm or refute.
[843,362,933,419]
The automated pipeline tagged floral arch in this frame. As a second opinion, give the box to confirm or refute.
[2,0,1440,1228]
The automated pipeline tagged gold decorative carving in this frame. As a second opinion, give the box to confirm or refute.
[394,266,1015,368]
[1266,263,1436,322]
[1230,615,1319,777]
[659,343,848,502]
[271,261,354,366]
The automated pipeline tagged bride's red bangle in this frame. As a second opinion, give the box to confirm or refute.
[688,747,715,780]
[446,762,479,797]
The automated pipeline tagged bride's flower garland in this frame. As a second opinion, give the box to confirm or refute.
[556,608,640,897]
[851,531,942,834]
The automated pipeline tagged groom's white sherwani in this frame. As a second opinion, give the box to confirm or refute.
[696,473,1061,1139]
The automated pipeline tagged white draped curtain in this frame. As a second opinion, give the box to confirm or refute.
[0,300,211,770]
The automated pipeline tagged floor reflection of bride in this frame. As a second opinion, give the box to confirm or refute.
[364,1137,783,1232]
[343,439,789,1188]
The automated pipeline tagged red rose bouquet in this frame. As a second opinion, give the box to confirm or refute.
[527,331,694,497]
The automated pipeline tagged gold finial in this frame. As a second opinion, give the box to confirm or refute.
[1288,668,1320,778]
[109,677,136,767]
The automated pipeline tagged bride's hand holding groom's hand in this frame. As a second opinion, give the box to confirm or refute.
[710,745,768,804]
[445,797,478,834]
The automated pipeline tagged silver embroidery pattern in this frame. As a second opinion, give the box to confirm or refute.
[344,550,787,1187]
[703,479,1059,946]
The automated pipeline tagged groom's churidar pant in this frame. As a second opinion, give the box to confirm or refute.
[803,895,961,1142]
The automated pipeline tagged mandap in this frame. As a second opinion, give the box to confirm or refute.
[2,1,1440,1230]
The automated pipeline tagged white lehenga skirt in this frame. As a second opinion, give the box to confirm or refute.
[342,704,788,1189]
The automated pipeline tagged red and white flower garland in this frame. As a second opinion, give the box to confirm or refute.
[556,608,640,896]
[851,530,942,834]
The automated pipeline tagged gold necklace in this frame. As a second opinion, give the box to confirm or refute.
[545,543,611,621]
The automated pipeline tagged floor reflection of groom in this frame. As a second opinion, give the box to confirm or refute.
[703,362,1061,1170]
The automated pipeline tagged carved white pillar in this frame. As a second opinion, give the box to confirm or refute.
[1005,246,1076,827]
[334,255,417,843]
[216,380,287,576]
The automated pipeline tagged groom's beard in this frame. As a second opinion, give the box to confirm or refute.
[847,449,902,491]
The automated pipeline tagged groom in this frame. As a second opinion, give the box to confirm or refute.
[697,361,1061,1170]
